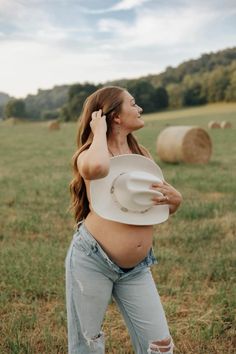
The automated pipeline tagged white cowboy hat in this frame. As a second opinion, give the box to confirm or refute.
[90,154,169,225]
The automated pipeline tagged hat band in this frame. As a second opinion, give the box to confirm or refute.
[110,173,152,214]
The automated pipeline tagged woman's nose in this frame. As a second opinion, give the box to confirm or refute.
[138,106,143,114]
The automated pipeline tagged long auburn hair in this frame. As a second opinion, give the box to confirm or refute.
[69,86,145,223]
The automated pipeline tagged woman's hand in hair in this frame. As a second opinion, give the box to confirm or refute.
[90,109,107,134]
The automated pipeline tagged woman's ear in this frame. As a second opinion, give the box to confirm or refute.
[113,115,121,124]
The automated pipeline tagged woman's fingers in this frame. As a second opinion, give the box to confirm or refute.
[151,183,168,196]
[92,110,101,119]
[152,195,169,205]
[151,182,177,204]
[151,180,182,211]
[162,180,170,186]
[90,110,107,133]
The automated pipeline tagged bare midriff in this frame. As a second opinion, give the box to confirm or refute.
[84,213,153,268]
[84,179,154,268]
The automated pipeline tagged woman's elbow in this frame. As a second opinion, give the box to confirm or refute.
[83,163,109,180]
[93,163,109,179]
[169,192,183,214]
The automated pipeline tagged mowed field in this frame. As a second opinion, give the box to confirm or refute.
[0,103,236,354]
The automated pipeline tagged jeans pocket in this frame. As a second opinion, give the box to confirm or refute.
[73,233,93,256]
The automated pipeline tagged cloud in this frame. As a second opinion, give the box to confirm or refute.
[0,0,50,39]
[112,0,151,11]
[0,38,113,97]
[0,0,235,97]
[98,7,209,47]
[97,2,236,49]
[0,0,89,43]
[79,0,151,14]
[98,19,122,33]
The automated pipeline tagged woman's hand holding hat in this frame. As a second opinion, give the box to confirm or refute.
[90,109,107,134]
[151,180,182,214]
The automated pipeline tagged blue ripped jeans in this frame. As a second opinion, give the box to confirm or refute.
[65,223,174,354]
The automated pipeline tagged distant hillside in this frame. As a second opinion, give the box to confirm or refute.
[148,46,236,86]
[109,47,236,87]
[1,46,235,120]
[24,85,70,120]
[0,86,70,120]
[60,46,236,121]
[108,47,236,108]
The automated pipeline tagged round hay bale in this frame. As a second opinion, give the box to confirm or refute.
[156,126,212,164]
[208,121,220,129]
[48,120,60,130]
[220,121,232,129]
[4,117,24,125]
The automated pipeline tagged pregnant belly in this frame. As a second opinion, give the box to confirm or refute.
[84,212,154,268]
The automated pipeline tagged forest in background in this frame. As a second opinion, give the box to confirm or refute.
[1,46,235,121]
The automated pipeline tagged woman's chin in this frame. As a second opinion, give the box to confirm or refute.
[132,122,145,131]
[137,119,145,128]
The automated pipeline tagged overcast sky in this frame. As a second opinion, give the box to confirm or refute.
[0,0,235,98]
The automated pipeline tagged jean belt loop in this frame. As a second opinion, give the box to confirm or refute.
[91,242,97,252]
[77,220,83,230]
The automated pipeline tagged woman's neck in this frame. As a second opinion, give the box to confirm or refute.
[107,132,131,156]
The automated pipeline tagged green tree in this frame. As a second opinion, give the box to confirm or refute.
[59,105,71,122]
[183,83,206,106]
[206,67,229,102]
[166,83,185,108]
[127,80,157,113]
[154,87,169,110]
[225,63,236,101]
[67,83,99,120]
[4,99,26,118]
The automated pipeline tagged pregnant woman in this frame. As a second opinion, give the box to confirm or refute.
[65,86,182,354]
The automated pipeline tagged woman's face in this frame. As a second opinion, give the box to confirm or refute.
[117,91,144,132]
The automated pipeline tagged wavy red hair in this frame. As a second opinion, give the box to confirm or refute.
[69,86,144,223]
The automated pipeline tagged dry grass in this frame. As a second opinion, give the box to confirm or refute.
[0,103,236,353]
[144,102,236,122]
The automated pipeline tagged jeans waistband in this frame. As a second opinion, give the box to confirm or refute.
[74,222,98,248]
[73,222,158,273]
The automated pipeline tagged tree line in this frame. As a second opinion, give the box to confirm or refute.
[1,47,236,121]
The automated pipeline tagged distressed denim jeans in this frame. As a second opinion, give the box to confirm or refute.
[65,223,174,354]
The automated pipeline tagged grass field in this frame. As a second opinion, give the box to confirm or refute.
[0,103,236,354]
